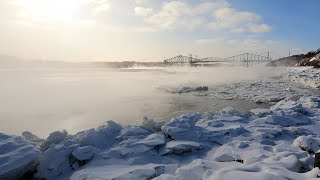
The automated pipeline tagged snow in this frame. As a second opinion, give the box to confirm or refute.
[0,133,40,179]
[1,67,320,179]
[293,135,320,153]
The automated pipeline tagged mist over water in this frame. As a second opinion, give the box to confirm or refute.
[0,65,285,138]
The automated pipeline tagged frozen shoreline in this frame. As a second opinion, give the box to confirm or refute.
[1,67,320,179]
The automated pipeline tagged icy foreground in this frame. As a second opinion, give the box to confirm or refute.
[1,96,320,179]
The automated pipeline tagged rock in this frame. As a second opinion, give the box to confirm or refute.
[40,130,69,151]
[0,133,40,179]
[314,151,320,168]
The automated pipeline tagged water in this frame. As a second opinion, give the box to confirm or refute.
[0,65,283,138]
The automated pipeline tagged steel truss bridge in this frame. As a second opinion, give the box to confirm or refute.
[163,53,272,66]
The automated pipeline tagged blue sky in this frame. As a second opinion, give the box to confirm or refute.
[230,0,320,51]
[0,0,318,61]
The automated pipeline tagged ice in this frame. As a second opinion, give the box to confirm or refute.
[135,133,166,146]
[40,130,69,150]
[209,80,314,104]
[161,86,209,94]
[36,140,80,179]
[142,117,166,132]
[159,140,205,156]
[284,68,320,89]
[72,146,99,161]
[22,131,44,147]
[73,120,122,149]
[0,133,40,179]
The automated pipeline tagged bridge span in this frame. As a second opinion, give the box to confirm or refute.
[164,53,272,66]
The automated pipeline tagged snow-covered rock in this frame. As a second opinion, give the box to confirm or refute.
[293,135,320,153]
[0,133,40,179]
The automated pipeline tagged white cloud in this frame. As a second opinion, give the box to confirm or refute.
[94,3,110,15]
[134,7,153,17]
[195,37,289,59]
[249,24,272,33]
[135,1,228,30]
[136,1,271,34]
[208,7,271,33]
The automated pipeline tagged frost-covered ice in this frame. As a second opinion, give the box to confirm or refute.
[284,68,320,89]
[208,80,313,104]
[0,133,40,179]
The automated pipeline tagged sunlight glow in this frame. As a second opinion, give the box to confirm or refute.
[17,0,87,23]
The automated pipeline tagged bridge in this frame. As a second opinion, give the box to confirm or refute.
[163,53,272,66]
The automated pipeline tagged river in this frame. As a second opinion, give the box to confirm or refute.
[0,65,285,137]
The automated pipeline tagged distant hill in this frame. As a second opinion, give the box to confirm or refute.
[268,49,320,68]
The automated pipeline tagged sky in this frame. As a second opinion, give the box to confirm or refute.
[0,0,319,62]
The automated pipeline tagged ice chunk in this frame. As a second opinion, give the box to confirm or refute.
[159,140,205,155]
[0,133,40,179]
[74,120,122,149]
[22,131,44,147]
[135,133,166,146]
[36,140,79,179]
[72,146,99,161]
[40,130,69,150]
[142,117,165,132]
